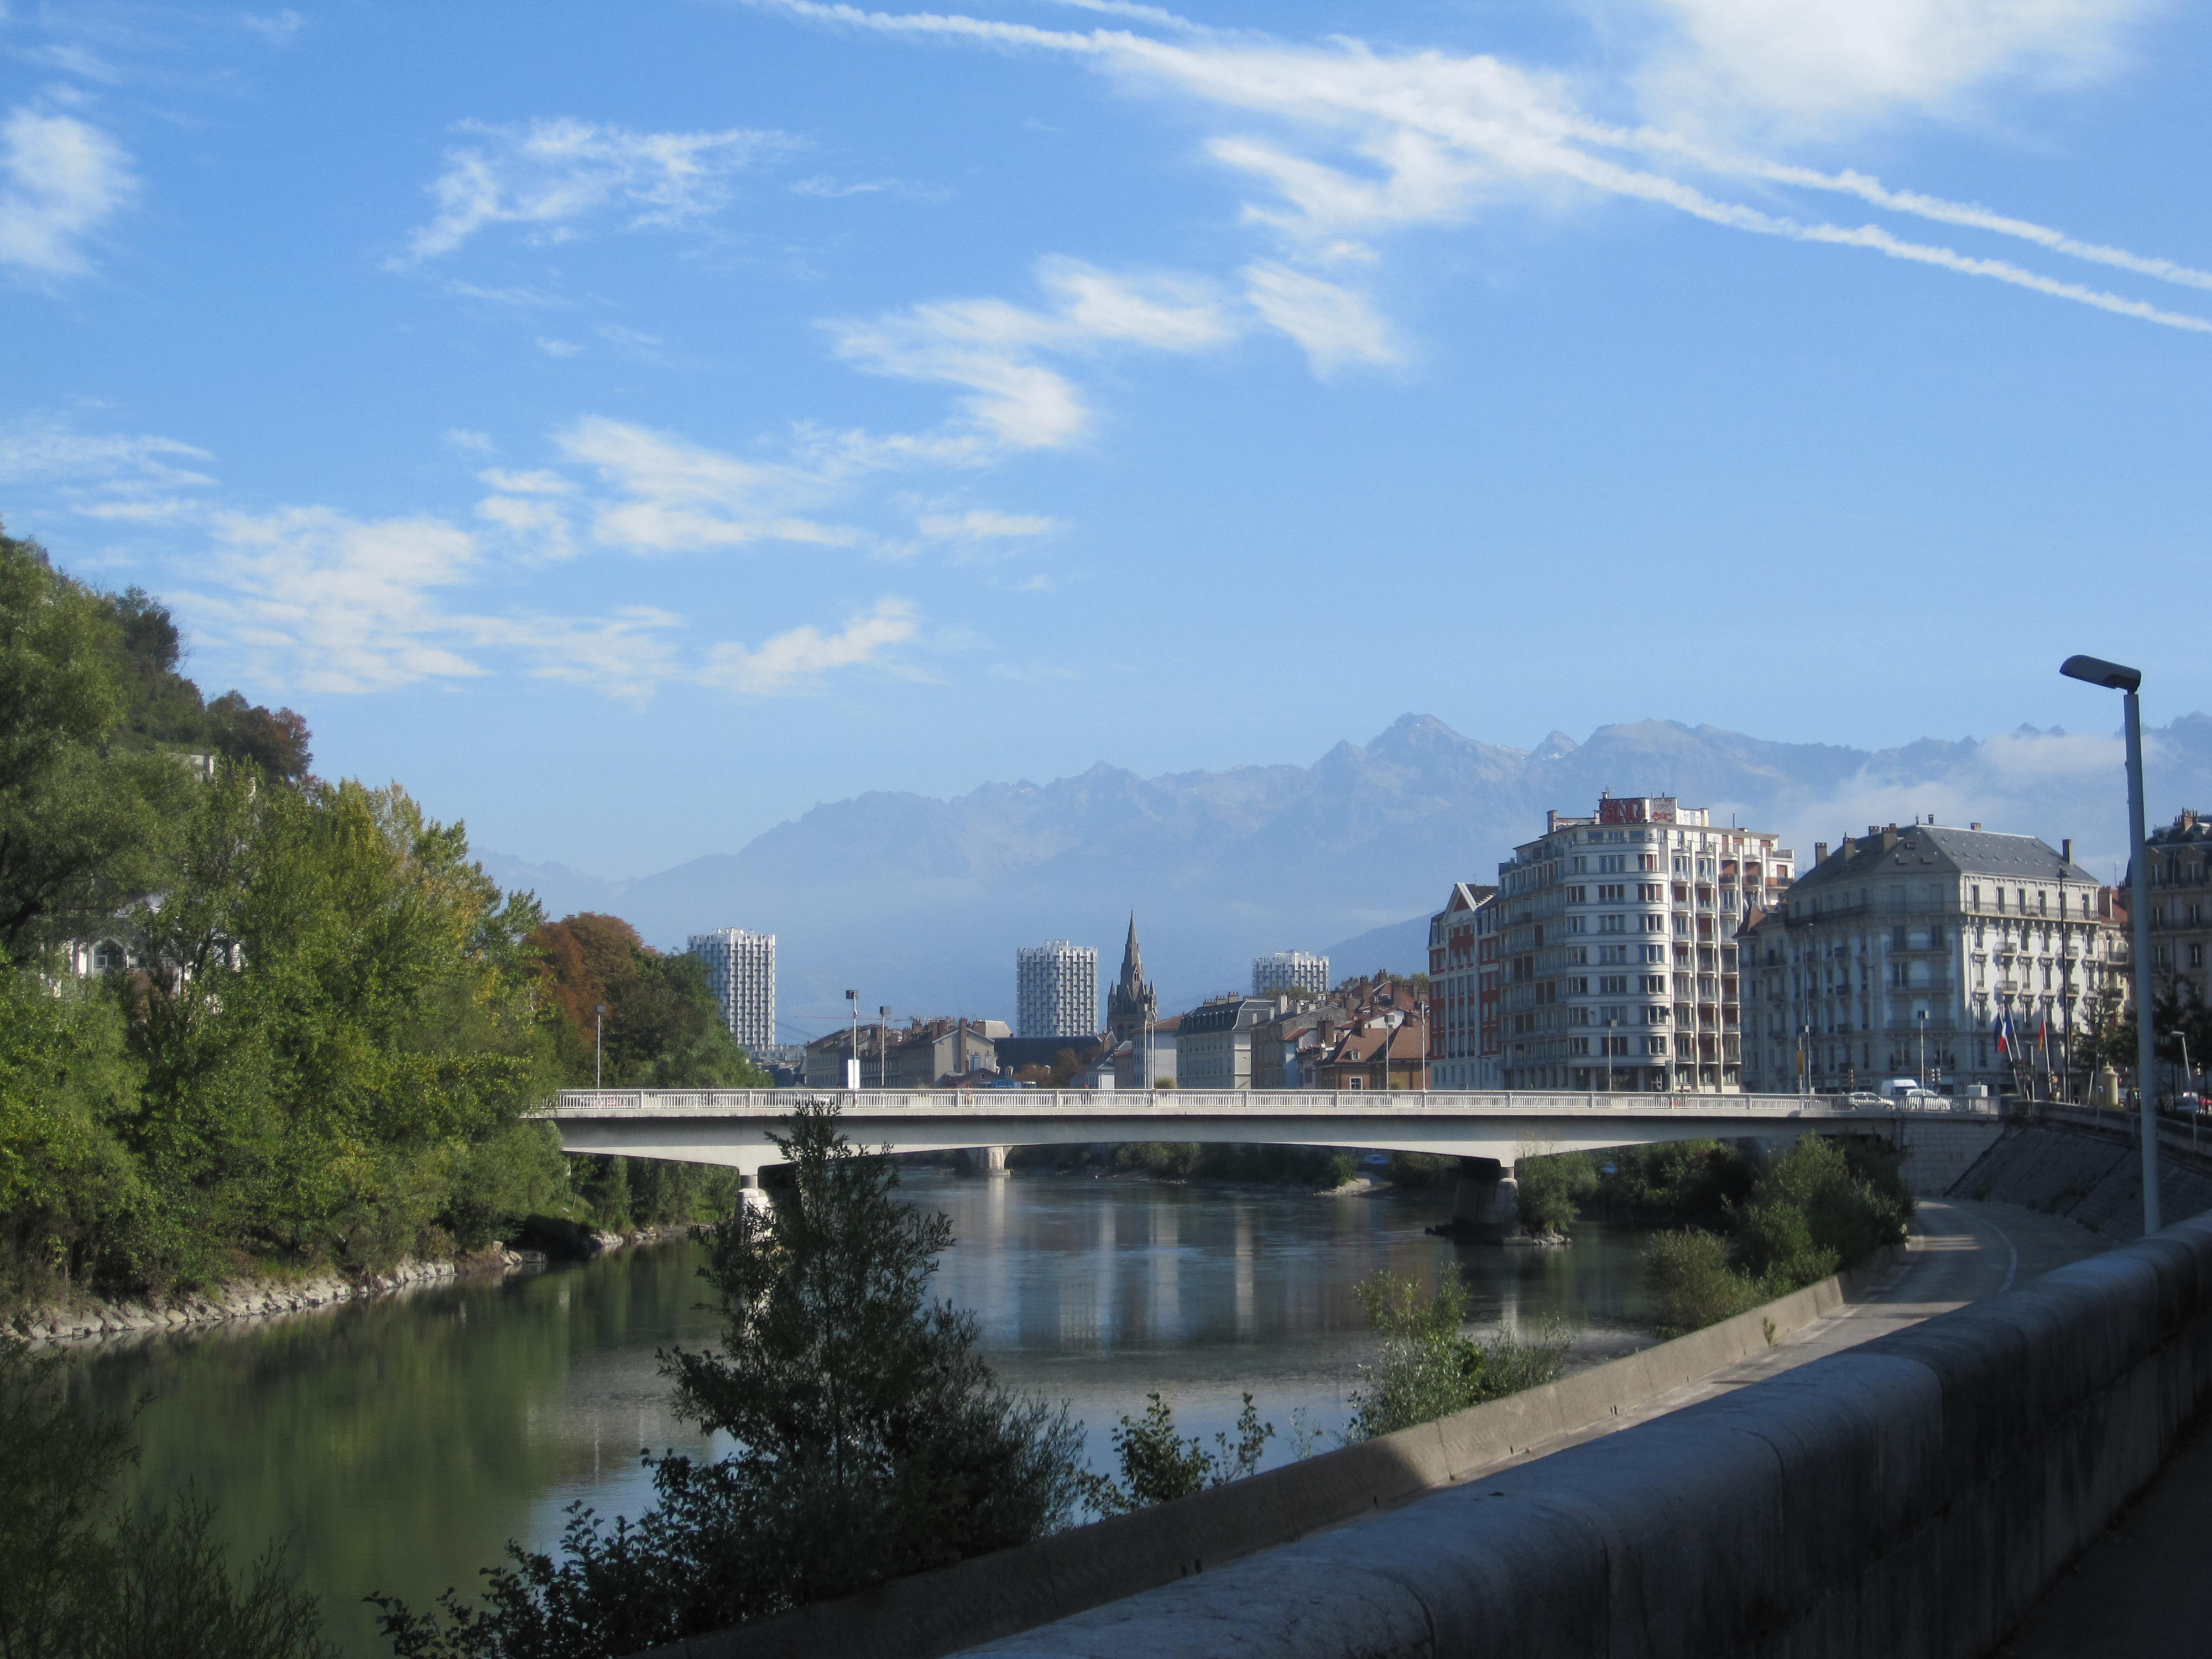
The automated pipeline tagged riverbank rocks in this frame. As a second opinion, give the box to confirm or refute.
[4,1231,637,1348]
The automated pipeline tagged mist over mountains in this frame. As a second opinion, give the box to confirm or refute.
[480,713,2212,1041]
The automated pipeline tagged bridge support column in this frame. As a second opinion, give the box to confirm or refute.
[736,1171,769,1212]
[1441,1157,1524,1244]
[957,1145,1011,1176]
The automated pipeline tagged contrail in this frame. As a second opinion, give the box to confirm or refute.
[1618,127,2212,294]
[750,0,2212,335]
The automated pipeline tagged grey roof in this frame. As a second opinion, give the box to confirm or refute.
[2149,815,2212,848]
[1792,825,2095,892]
[1177,997,1273,1035]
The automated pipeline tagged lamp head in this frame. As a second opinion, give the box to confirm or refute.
[846,988,858,1002]
[2059,654,2142,693]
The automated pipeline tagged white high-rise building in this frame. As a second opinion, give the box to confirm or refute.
[1017,941,1098,1039]
[1252,951,1329,999]
[688,928,776,1053]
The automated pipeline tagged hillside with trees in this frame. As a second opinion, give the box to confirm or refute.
[0,525,755,1317]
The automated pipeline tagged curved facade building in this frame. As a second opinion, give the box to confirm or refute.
[1495,795,1794,1093]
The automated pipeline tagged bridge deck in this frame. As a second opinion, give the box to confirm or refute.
[542,1088,1997,1173]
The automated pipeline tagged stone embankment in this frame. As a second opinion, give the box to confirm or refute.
[1952,1115,2212,1241]
[7,1221,697,1347]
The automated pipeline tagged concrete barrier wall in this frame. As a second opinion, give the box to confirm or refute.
[962,1214,2212,1658]
[649,1249,1902,1659]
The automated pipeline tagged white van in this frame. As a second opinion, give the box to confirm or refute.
[1877,1077,1923,1098]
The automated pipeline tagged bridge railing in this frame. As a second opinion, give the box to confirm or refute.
[547,1087,2004,1119]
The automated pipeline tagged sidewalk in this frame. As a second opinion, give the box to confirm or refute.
[1462,1198,2112,1477]
[1996,1375,2212,1656]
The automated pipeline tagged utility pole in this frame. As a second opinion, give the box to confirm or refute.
[879,1005,891,1088]
[594,1002,607,1089]
[1917,1008,1928,1097]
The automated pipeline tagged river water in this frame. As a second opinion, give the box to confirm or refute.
[69,1172,1662,1657]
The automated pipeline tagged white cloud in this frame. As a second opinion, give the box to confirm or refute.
[0,420,213,487]
[916,508,1061,540]
[400,118,799,262]
[699,597,917,696]
[238,10,305,44]
[826,256,1239,452]
[537,336,583,357]
[1639,0,2152,134]
[0,415,216,521]
[1241,263,1398,373]
[555,415,861,552]
[473,607,685,702]
[0,106,134,277]
[445,428,497,453]
[187,508,486,693]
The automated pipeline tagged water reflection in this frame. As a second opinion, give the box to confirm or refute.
[70,1170,1657,1658]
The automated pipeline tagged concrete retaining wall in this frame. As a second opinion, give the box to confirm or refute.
[1953,1121,2212,1242]
[962,1214,2212,1658]
[649,1250,1903,1659]
[1895,1118,2004,1197]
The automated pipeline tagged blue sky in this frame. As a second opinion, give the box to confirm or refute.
[4,0,2209,879]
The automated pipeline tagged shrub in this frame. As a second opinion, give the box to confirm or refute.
[374,1101,1085,1657]
[1076,1394,1274,1515]
[1644,1135,1914,1336]
[1645,1229,1766,1335]
[1386,1152,1458,1188]
[0,1339,331,1659]
[1345,1270,1571,1440]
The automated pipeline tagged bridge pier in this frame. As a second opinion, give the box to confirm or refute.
[957,1145,1011,1177]
[1441,1157,1524,1244]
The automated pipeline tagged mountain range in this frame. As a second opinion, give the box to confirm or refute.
[479,712,2212,1041]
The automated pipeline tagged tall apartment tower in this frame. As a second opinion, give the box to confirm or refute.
[1016,940,1098,1039]
[1494,795,1794,1093]
[687,928,776,1053]
[1252,951,1330,999]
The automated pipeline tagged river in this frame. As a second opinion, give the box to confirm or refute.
[67,1171,1662,1657]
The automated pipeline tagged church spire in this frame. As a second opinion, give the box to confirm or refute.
[1107,911,1156,1040]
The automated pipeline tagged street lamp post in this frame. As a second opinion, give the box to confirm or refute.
[1379,1009,1405,1092]
[879,1005,891,1089]
[2058,653,2161,1234]
[1917,1008,1928,1096]
[594,1002,607,1090]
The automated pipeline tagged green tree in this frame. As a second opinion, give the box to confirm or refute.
[1642,1135,1913,1335]
[375,1102,1084,1657]
[1076,1394,1274,1516]
[0,530,186,962]
[1515,1150,1597,1234]
[0,1338,332,1659]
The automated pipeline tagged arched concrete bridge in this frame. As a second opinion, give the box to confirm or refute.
[544,1088,2000,1209]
